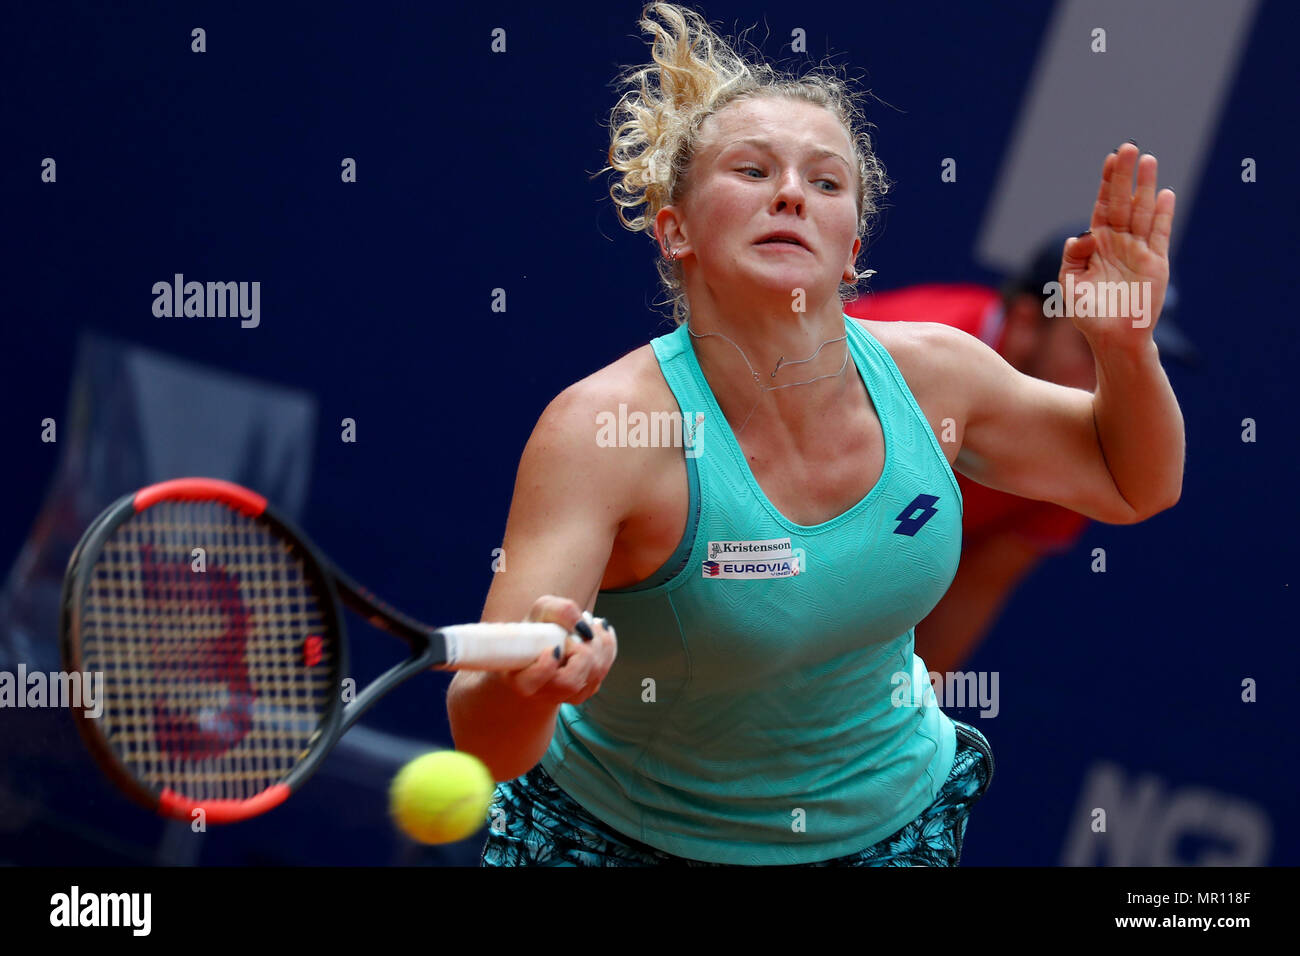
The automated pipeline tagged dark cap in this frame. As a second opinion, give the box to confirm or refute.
[1008,225,1200,368]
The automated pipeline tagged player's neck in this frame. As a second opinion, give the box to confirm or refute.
[683,296,856,439]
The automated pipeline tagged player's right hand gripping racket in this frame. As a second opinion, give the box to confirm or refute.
[60,477,581,824]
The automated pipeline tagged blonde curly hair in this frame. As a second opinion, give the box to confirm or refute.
[600,2,889,327]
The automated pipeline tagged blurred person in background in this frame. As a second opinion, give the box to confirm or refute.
[846,227,1198,675]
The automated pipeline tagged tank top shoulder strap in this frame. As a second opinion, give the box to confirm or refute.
[843,315,963,510]
[598,324,702,593]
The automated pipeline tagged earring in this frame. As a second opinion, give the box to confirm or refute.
[663,240,678,261]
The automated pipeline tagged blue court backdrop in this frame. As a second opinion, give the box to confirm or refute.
[1,1,1296,865]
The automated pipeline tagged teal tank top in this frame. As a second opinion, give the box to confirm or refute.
[541,313,963,865]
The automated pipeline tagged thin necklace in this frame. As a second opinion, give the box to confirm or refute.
[687,324,851,437]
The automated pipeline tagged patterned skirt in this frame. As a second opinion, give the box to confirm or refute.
[481,719,994,866]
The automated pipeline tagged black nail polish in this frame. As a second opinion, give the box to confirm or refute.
[1110,148,1118,154]
[553,646,562,660]
[1076,229,1092,238]
[575,619,594,641]
[1126,139,1138,147]
[599,617,610,630]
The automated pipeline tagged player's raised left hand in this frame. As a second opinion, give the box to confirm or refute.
[1061,142,1176,343]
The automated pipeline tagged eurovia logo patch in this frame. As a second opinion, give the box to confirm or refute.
[702,537,805,579]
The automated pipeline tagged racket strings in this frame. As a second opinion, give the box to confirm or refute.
[80,501,335,803]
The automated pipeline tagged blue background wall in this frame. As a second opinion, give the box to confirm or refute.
[2,1,1295,865]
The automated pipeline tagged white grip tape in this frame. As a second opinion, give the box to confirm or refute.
[439,622,572,670]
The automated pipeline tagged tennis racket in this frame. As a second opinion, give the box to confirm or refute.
[60,476,583,824]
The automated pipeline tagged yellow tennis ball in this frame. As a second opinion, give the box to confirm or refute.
[389,750,495,844]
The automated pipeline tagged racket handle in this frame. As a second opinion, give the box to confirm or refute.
[436,622,577,670]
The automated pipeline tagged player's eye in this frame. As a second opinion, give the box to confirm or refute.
[737,165,839,191]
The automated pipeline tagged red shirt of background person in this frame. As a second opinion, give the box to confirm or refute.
[844,236,1196,675]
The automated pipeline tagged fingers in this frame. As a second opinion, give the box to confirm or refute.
[1095,143,1173,240]
[509,634,566,697]
[1091,143,1175,258]
[511,595,585,696]
[1105,143,1139,232]
[1130,153,1159,241]
[1149,188,1176,259]
[549,613,615,704]
[524,594,584,631]
[1090,152,1117,233]
[563,617,617,705]
[1093,143,1141,233]
[511,595,617,704]
[1061,233,1094,275]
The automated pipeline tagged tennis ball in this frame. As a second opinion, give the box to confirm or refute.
[389,750,495,844]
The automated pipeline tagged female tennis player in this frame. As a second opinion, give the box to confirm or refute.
[448,1,1183,866]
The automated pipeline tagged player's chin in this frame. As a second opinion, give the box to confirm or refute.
[743,261,825,292]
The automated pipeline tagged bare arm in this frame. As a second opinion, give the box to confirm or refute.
[446,381,630,782]
[1088,336,1184,517]
[949,143,1184,524]
[947,325,1182,524]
